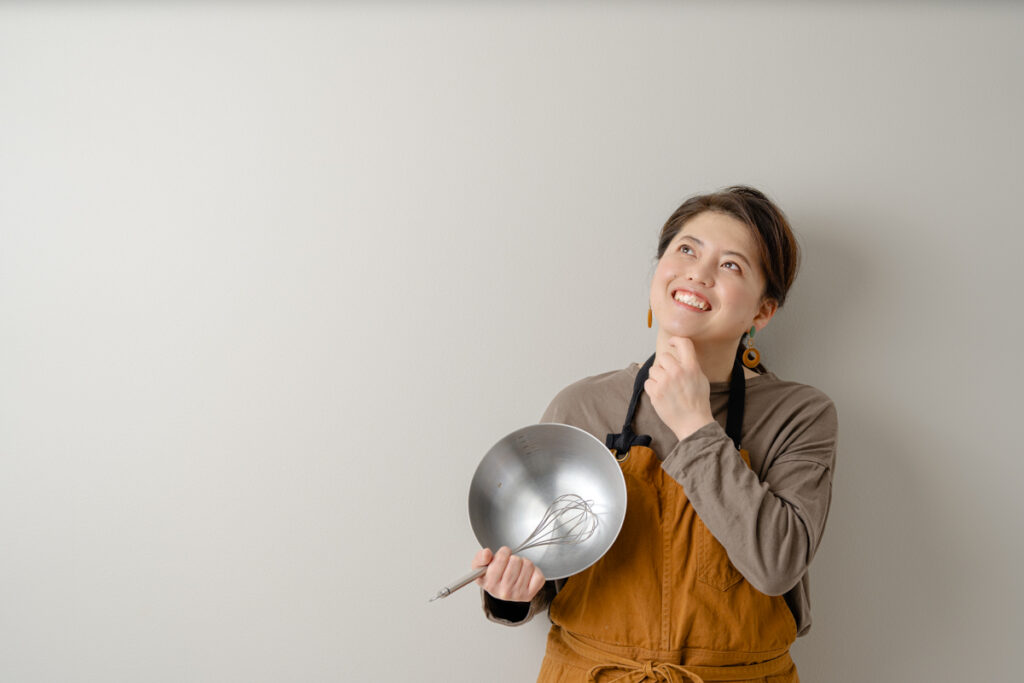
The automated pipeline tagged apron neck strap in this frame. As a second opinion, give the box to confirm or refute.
[604,353,656,456]
[606,351,746,454]
[725,352,745,450]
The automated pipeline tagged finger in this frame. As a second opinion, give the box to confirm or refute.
[648,364,669,389]
[484,547,511,585]
[501,554,525,590]
[526,566,546,599]
[663,338,682,363]
[657,350,681,374]
[514,558,537,595]
[472,547,493,571]
[668,337,697,366]
[474,553,491,584]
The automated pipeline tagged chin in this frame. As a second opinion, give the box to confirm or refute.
[660,324,706,341]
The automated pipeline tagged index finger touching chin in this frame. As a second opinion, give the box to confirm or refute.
[669,336,698,363]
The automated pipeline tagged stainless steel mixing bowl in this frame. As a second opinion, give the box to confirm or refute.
[468,422,627,580]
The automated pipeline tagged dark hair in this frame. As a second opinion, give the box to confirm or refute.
[656,185,800,307]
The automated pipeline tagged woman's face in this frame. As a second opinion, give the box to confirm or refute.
[650,211,777,349]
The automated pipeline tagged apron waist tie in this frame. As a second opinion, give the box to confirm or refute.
[557,629,793,683]
[587,660,706,683]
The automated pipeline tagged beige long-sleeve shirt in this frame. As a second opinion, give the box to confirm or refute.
[482,362,838,637]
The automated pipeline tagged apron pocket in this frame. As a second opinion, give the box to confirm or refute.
[696,522,744,591]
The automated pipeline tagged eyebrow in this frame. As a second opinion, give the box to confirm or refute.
[678,234,753,269]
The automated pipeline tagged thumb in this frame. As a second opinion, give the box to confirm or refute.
[472,547,493,570]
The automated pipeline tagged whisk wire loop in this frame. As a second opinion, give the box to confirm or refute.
[511,494,598,553]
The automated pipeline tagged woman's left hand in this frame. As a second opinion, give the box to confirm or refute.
[645,337,716,441]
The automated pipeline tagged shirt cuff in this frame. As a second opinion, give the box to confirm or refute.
[480,580,558,627]
[481,592,531,624]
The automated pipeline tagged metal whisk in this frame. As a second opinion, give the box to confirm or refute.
[429,493,599,602]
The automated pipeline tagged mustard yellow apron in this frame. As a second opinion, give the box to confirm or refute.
[536,354,799,682]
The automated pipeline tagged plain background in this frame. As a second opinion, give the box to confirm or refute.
[2,2,1022,681]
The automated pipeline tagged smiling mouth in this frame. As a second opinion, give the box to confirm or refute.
[672,290,711,311]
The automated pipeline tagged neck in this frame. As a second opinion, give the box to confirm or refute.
[655,332,740,383]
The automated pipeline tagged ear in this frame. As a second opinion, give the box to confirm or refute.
[752,297,779,331]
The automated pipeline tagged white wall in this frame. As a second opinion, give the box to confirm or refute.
[2,3,1021,681]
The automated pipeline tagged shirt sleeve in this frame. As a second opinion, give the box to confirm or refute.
[661,398,838,596]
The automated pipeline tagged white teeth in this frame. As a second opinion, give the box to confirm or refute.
[674,291,709,310]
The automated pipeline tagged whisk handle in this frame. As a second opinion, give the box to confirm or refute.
[429,567,486,602]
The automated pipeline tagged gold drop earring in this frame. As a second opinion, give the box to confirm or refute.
[647,307,653,329]
[742,325,761,368]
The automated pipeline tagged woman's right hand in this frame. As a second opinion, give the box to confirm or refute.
[472,546,546,602]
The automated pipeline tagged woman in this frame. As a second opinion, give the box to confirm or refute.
[472,186,838,682]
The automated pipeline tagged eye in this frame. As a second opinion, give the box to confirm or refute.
[722,261,741,272]
[678,244,694,255]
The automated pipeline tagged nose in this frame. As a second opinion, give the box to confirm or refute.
[687,263,714,287]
